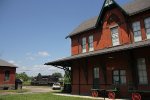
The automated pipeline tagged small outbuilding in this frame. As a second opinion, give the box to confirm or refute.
[15,79,23,90]
[0,59,17,90]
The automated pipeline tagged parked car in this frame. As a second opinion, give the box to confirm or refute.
[52,83,61,90]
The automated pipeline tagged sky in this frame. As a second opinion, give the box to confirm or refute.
[0,0,133,76]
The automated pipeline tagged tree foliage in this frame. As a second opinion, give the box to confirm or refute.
[16,72,29,82]
[64,71,71,84]
[52,72,62,78]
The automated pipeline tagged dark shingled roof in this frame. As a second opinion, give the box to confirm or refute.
[45,40,150,67]
[123,0,150,15]
[67,0,150,38]
[67,16,98,38]
[0,59,17,68]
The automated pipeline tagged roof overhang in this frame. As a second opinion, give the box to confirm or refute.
[45,40,150,67]
[66,26,96,39]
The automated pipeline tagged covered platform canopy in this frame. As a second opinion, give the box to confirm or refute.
[45,40,150,68]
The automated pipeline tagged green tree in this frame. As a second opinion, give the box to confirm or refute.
[64,71,71,84]
[52,72,62,78]
[16,72,29,82]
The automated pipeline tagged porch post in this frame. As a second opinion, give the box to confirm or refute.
[78,60,80,95]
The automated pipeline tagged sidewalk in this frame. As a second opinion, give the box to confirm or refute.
[53,93,129,100]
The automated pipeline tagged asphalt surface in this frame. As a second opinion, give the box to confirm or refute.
[23,86,53,93]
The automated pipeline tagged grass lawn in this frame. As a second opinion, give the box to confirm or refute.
[0,89,29,93]
[0,93,93,100]
[23,81,31,86]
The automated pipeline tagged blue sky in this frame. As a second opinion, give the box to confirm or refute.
[0,0,133,76]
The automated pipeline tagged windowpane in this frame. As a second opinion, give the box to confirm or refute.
[111,27,120,46]
[82,37,86,53]
[121,76,126,84]
[94,67,99,79]
[146,29,150,34]
[144,17,150,39]
[132,21,142,42]
[113,70,119,75]
[113,76,119,84]
[5,71,10,81]
[120,70,126,75]
[139,78,143,84]
[137,58,148,84]
[145,23,150,28]
[143,77,148,83]
[88,35,94,51]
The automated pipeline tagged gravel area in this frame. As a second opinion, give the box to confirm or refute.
[23,86,53,93]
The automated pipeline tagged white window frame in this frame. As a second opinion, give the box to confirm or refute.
[137,58,148,85]
[82,37,86,53]
[111,26,120,46]
[144,17,150,39]
[132,21,142,42]
[88,35,94,52]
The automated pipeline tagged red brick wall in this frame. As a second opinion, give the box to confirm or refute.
[71,8,150,56]
[0,67,16,85]
[71,47,150,97]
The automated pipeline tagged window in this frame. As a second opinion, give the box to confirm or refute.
[144,17,150,39]
[93,67,99,89]
[88,35,94,51]
[94,67,99,79]
[82,37,86,53]
[137,58,148,84]
[113,70,126,84]
[111,27,120,46]
[132,21,142,42]
[105,0,113,7]
[5,71,10,81]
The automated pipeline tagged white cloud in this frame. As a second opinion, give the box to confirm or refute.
[28,56,35,61]
[26,51,50,61]
[9,60,15,64]
[26,52,31,56]
[8,60,20,66]
[38,51,49,57]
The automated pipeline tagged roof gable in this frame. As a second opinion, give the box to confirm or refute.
[67,0,150,38]
[96,0,127,27]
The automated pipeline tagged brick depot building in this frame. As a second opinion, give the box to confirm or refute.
[45,0,150,98]
[0,59,17,90]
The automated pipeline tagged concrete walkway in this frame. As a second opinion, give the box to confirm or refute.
[53,93,129,100]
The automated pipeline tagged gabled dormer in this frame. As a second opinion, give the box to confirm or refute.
[68,0,150,55]
[96,0,127,27]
